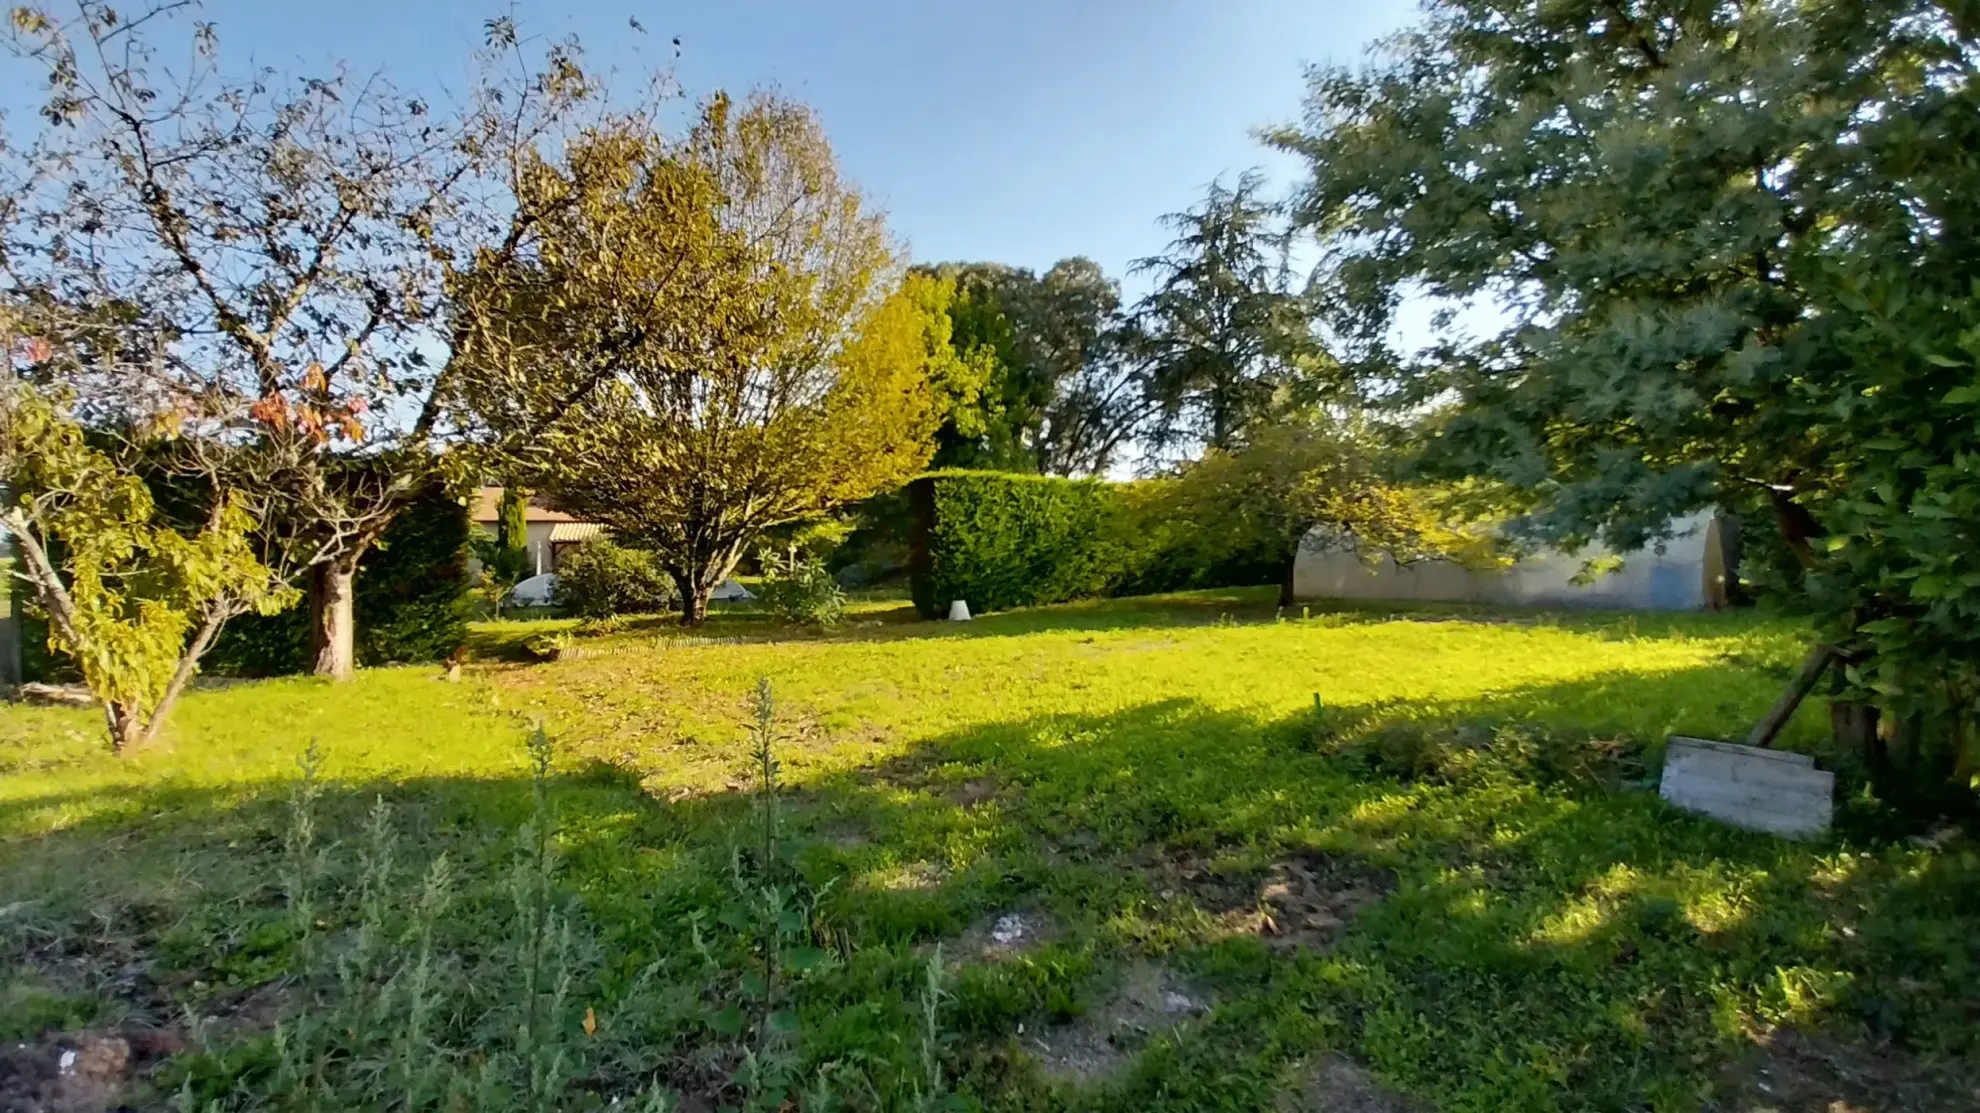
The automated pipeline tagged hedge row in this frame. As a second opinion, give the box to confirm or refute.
[907,470,1275,618]
[204,485,474,675]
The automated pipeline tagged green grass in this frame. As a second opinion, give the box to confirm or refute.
[2,588,1975,1111]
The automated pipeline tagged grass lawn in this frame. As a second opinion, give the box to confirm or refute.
[2,588,1975,1111]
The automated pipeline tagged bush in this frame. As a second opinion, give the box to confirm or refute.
[907,471,1277,617]
[354,487,475,664]
[197,485,472,676]
[755,551,847,627]
[553,538,677,618]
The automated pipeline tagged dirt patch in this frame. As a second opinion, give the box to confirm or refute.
[1277,1055,1420,1113]
[1714,1028,1976,1112]
[948,777,1001,811]
[1155,850,1395,949]
[948,910,1057,965]
[0,1028,188,1113]
[1026,962,1209,1084]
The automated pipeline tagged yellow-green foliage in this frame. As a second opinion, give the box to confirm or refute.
[0,387,294,740]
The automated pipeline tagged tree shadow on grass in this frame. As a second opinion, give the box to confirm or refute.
[1,662,1973,1112]
[781,670,1975,1110]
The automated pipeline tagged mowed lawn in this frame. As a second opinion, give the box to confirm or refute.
[2,588,1976,1111]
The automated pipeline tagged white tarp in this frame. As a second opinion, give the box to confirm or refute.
[1293,512,1727,612]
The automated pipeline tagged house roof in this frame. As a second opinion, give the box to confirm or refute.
[548,522,603,543]
[471,486,582,524]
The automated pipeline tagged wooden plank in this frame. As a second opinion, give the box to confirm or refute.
[1660,736,1833,838]
[1746,644,1835,748]
[1665,748,1828,793]
[1668,735,1814,768]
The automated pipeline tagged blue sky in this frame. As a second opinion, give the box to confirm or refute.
[188,0,1420,289]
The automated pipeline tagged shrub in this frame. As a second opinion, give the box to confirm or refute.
[523,631,572,661]
[354,487,474,664]
[197,485,471,676]
[755,551,847,627]
[907,470,1277,617]
[553,538,677,618]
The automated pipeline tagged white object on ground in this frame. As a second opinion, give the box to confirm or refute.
[948,599,972,621]
[991,913,1026,945]
[510,572,558,607]
[1659,735,1833,838]
[710,577,754,602]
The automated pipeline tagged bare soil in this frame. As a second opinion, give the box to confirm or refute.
[1025,961,1210,1084]
[1155,849,1396,949]
[1712,1028,1978,1113]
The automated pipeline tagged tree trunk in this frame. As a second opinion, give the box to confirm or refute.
[310,561,358,681]
[1279,551,1298,609]
[671,566,711,626]
[682,582,711,625]
[106,703,145,755]
[140,609,228,748]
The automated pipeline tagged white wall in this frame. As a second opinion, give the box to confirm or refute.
[1293,512,1725,612]
[467,522,557,577]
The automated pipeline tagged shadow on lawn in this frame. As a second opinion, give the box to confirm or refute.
[3,663,1975,1111]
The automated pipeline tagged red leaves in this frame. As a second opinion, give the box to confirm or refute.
[246,368,367,443]
[249,393,289,427]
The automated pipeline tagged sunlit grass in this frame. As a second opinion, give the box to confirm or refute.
[1,588,1972,1111]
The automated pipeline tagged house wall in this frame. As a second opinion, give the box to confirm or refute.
[467,522,559,577]
[1293,511,1726,612]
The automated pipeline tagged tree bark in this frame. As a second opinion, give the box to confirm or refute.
[1279,550,1298,609]
[140,609,228,747]
[310,560,358,680]
[1768,489,1824,571]
[678,574,711,625]
[106,704,145,755]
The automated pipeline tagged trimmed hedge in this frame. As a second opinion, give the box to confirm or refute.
[203,485,473,676]
[908,470,1275,618]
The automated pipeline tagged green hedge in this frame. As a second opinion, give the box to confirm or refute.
[202,485,473,676]
[907,471,1275,618]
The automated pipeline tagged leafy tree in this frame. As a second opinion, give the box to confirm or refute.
[456,94,938,623]
[2,3,620,680]
[917,258,1146,475]
[498,488,533,554]
[1163,414,1496,608]
[0,381,293,751]
[1029,258,1150,476]
[1130,171,1326,456]
[917,263,1039,470]
[1272,0,1980,793]
[895,273,1004,472]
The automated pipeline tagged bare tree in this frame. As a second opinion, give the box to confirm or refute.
[2,3,656,677]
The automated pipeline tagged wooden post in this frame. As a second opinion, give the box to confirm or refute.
[0,527,20,687]
[1745,644,1836,749]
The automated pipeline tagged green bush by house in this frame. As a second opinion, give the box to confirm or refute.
[553,537,678,618]
[907,470,1276,618]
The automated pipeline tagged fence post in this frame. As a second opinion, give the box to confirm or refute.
[0,528,20,687]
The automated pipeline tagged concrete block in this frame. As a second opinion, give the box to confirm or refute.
[1660,736,1832,838]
